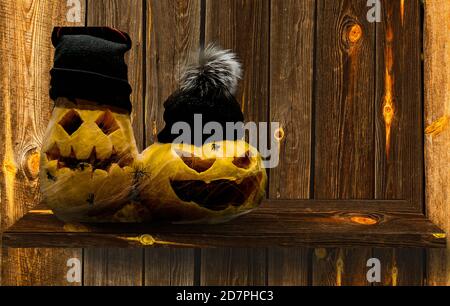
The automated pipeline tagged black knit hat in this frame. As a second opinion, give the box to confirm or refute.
[50,27,133,113]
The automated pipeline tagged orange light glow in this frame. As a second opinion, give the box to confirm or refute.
[27,151,40,178]
[350,216,378,225]
[152,120,158,139]
[400,0,405,26]
[348,24,362,43]
[383,21,395,158]
[1,96,17,225]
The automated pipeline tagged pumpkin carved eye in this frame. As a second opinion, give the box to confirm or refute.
[59,109,83,135]
[233,151,253,169]
[46,110,132,171]
[175,150,215,173]
[96,110,120,135]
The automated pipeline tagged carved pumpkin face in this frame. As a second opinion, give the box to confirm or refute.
[39,98,143,222]
[139,140,267,224]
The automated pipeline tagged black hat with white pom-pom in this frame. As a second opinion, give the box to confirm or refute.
[157,44,245,145]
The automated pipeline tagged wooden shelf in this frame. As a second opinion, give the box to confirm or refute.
[2,200,446,249]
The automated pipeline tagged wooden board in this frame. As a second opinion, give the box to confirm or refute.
[313,0,376,286]
[84,249,143,285]
[145,249,195,286]
[267,0,316,286]
[201,0,270,285]
[0,0,436,286]
[0,0,85,286]
[144,0,201,286]
[4,202,445,249]
[85,0,144,286]
[373,248,424,286]
[424,0,450,286]
[2,248,81,286]
[375,0,425,286]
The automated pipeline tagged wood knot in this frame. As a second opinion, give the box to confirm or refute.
[314,248,327,259]
[274,127,285,142]
[139,234,156,246]
[24,149,40,180]
[348,24,363,43]
[350,216,378,225]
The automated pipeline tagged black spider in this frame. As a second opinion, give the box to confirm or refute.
[211,143,220,151]
[46,171,57,182]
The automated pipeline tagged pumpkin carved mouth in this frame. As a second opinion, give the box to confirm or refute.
[170,174,263,211]
[45,144,133,171]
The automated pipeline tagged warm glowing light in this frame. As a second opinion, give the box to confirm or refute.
[350,216,378,225]
[30,210,54,215]
[336,250,344,286]
[27,151,40,178]
[274,127,285,142]
[2,97,17,224]
[348,24,362,43]
[152,120,158,139]
[433,233,447,239]
[383,21,395,158]
[400,0,405,26]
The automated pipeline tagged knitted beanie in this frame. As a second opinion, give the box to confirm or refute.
[50,27,133,113]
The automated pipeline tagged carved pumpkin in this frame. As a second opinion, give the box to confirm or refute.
[39,98,146,222]
[138,140,267,224]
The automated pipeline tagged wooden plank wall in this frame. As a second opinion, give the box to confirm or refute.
[425,0,450,286]
[0,0,85,286]
[0,0,432,286]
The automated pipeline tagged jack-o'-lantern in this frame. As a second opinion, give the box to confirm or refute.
[143,44,267,223]
[138,141,267,223]
[39,98,143,222]
[39,27,148,222]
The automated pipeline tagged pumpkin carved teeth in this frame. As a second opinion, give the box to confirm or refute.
[44,144,133,171]
[170,176,259,211]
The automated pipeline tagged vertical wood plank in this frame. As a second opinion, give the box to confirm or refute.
[375,0,423,207]
[201,249,266,286]
[83,249,142,286]
[424,0,450,286]
[374,0,424,286]
[85,0,144,285]
[144,0,200,286]
[87,0,144,150]
[145,249,194,286]
[146,0,202,144]
[0,0,85,286]
[201,0,269,286]
[2,248,81,286]
[312,248,370,286]
[373,248,424,286]
[267,0,315,286]
[313,0,375,286]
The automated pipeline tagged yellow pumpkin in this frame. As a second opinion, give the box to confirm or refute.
[39,97,146,222]
[138,140,267,224]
